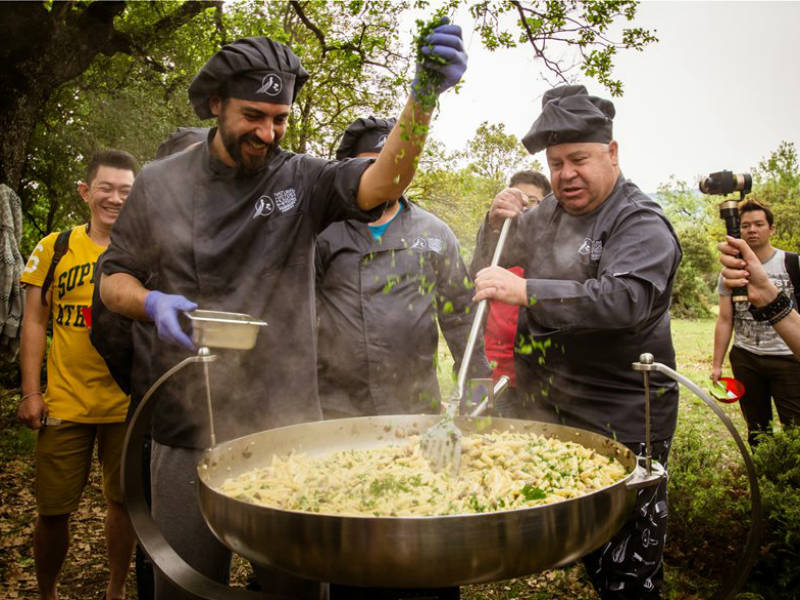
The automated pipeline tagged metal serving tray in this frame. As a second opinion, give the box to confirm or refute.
[185,310,267,350]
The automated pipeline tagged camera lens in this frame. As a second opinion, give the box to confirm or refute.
[699,171,752,195]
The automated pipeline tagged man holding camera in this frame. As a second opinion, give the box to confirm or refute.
[712,199,800,447]
[472,84,682,599]
[719,235,800,360]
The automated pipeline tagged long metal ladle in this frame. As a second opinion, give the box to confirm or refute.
[421,217,512,473]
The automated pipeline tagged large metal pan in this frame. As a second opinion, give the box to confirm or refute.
[196,414,646,588]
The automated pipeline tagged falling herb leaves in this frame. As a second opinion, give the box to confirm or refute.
[412,10,449,112]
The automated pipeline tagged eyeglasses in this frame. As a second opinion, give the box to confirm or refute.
[524,193,543,206]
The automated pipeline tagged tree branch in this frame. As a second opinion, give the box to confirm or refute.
[511,1,567,82]
[289,0,402,78]
[289,1,328,50]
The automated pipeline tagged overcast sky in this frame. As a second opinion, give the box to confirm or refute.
[424,1,800,193]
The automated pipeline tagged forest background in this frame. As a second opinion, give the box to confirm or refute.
[2,0,799,312]
[1,1,799,599]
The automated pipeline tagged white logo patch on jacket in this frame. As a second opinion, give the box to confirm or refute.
[253,195,276,218]
[578,237,603,261]
[410,237,444,254]
[275,189,298,213]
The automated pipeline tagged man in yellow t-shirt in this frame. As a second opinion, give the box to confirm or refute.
[18,149,138,600]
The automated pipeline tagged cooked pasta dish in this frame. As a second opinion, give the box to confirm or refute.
[216,430,628,517]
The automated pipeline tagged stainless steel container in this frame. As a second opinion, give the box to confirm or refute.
[186,310,267,350]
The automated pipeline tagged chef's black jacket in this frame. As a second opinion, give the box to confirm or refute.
[102,133,382,448]
[315,198,490,416]
[472,175,682,443]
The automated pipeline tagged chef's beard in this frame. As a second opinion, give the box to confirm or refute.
[219,128,282,176]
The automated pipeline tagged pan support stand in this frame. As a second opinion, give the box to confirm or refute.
[122,346,295,600]
[631,352,762,600]
[136,346,219,448]
[198,346,217,447]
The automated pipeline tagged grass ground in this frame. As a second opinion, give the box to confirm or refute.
[1,317,760,599]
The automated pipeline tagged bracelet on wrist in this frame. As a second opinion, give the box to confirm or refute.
[748,290,793,325]
[768,303,794,326]
[21,391,43,401]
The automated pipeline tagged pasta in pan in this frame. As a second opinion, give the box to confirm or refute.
[216,430,628,517]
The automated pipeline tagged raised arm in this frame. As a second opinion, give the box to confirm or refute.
[719,236,800,359]
[356,21,467,211]
[470,188,528,276]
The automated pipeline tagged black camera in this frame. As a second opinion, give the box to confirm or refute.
[700,170,752,303]
[698,170,752,196]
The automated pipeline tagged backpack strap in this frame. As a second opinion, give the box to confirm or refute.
[784,250,800,307]
[40,228,73,306]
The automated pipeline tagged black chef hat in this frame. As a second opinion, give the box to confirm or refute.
[522,85,615,154]
[188,37,309,120]
[336,117,396,160]
[154,127,210,160]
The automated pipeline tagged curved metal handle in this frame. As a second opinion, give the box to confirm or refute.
[122,355,294,600]
[632,354,761,600]
[455,218,512,403]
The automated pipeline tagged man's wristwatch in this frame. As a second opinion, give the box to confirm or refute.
[748,290,794,325]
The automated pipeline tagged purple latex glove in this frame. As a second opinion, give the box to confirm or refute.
[411,20,467,102]
[144,291,197,351]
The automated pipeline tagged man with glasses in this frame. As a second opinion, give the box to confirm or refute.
[18,149,139,600]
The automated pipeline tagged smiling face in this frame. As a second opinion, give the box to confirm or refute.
[210,96,290,175]
[545,141,620,215]
[78,165,134,232]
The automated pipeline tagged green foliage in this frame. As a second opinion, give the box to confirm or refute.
[656,178,719,318]
[13,0,659,258]
[669,401,800,600]
[753,141,800,253]
[0,390,35,457]
[658,176,716,227]
[655,141,800,319]
[18,0,409,256]
[19,0,221,252]
[746,428,800,598]
[670,226,716,319]
[408,121,543,260]
[667,399,750,584]
[466,121,540,183]
[409,158,496,258]
[268,0,408,156]
[413,9,451,112]
[0,357,21,398]
[470,0,657,96]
